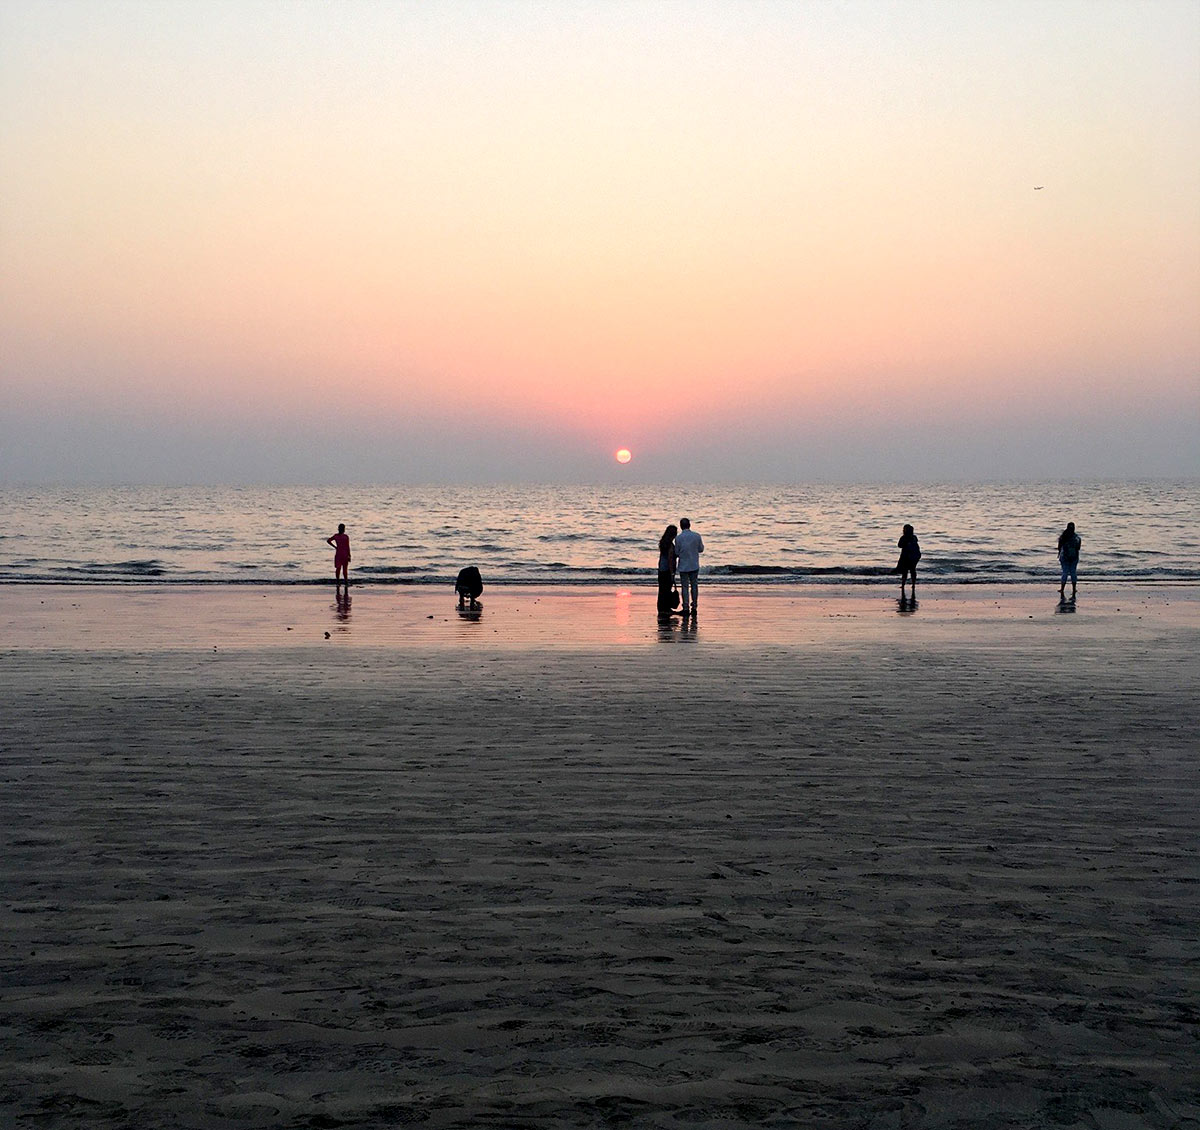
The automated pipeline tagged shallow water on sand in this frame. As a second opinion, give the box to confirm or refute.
[4,583,1197,652]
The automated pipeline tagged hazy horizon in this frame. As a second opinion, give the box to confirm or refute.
[2,0,1197,485]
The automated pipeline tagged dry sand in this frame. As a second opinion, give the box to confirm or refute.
[1,584,1198,1128]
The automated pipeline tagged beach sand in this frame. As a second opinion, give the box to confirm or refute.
[2,584,1198,1128]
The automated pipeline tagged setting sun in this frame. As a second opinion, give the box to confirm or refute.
[615,448,632,464]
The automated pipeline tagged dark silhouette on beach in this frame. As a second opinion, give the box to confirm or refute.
[326,524,351,586]
[1057,521,1081,598]
[674,517,704,618]
[896,524,921,591]
[455,565,483,610]
[656,525,679,619]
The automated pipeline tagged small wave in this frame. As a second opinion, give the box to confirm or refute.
[710,564,798,576]
[356,564,423,575]
[709,564,895,577]
[56,559,170,577]
[2,571,1200,588]
[537,533,645,546]
[922,557,1027,574]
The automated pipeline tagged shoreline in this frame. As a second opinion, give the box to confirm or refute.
[4,574,1199,586]
[3,581,1199,652]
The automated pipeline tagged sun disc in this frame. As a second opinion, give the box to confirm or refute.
[615,448,632,464]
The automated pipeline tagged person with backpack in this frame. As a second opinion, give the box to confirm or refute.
[896,523,921,590]
[1057,521,1081,597]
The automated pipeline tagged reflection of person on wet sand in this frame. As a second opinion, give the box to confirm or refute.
[326,524,351,586]
[335,589,351,620]
[896,524,921,590]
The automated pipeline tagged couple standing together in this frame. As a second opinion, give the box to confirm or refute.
[658,518,704,619]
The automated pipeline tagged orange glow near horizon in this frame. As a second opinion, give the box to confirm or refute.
[0,3,1196,480]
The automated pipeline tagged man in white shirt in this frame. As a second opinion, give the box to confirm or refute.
[674,517,704,617]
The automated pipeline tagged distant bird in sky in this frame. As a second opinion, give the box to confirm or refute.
[1033,185,1044,190]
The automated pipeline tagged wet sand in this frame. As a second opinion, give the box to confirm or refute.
[1,584,1198,1128]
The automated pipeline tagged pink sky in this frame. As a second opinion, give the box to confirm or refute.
[2,1,1197,481]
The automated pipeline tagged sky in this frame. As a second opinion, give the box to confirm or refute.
[1,0,1197,484]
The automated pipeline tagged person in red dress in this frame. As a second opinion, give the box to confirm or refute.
[326,523,351,586]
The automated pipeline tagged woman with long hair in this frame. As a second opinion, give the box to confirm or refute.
[656,524,679,617]
[896,523,921,589]
[1057,521,1081,597]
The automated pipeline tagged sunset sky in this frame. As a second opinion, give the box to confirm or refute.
[2,0,1197,483]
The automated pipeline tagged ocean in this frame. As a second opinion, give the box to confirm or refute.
[1,481,1197,586]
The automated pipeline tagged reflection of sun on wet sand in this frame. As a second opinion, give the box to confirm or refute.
[1,584,1197,1127]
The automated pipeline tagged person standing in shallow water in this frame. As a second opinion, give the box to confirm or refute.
[1057,521,1081,597]
[656,524,679,618]
[896,524,921,590]
[674,517,704,617]
[327,523,351,586]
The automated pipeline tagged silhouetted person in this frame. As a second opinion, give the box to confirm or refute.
[455,565,483,609]
[656,524,679,618]
[326,523,351,586]
[674,517,704,617]
[1057,521,1081,597]
[896,524,921,590]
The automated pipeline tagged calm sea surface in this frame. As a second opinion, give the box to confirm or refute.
[1,482,1197,586]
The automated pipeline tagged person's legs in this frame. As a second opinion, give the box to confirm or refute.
[657,571,674,616]
[680,570,698,614]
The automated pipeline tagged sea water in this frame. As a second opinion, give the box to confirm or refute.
[0,481,1196,586]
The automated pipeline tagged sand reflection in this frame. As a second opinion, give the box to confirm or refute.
[328,589,352,633]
